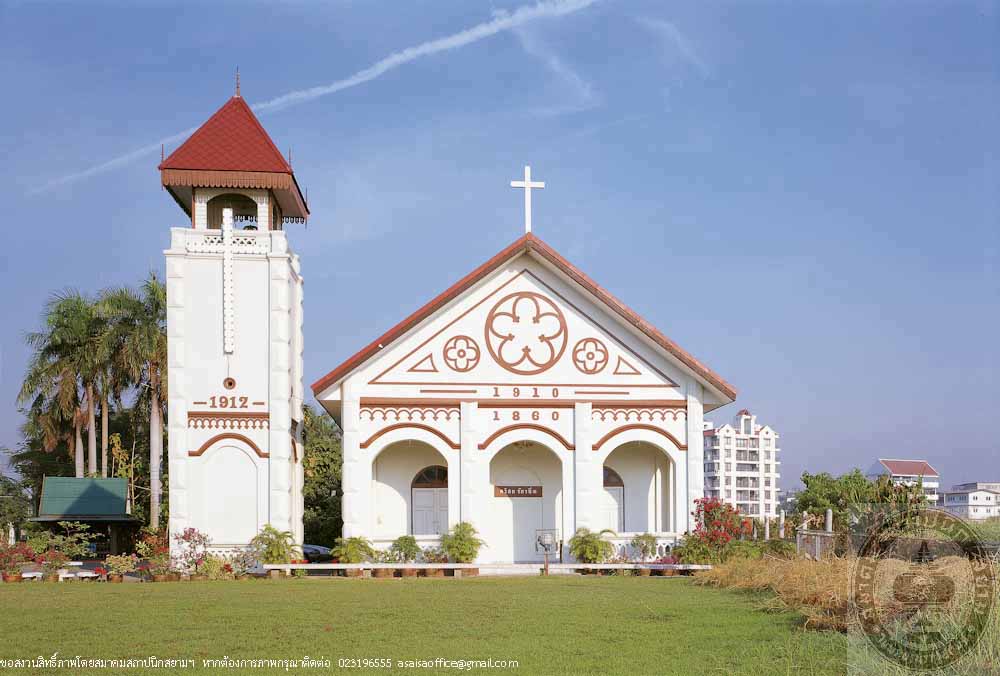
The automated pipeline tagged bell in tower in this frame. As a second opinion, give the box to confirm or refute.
[160,85,307,554]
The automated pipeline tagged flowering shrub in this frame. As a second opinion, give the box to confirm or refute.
[0,543,34,575]
[105,554,139,576]
[93,566,107,577]
[35,549,69,576]
[225,548,258,577]
[135,529,171,576]
[199,554,234,580]
[172,527,212,574]
[674,497,752,564]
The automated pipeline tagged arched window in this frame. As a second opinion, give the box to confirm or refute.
[603,466,624,488]
[207,193,259,230]
[412,465,448,488]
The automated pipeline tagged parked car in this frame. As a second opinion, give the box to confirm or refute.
[302,544,333,563]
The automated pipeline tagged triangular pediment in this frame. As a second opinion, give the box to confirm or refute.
[313,234,735,409]
[367,265,680,393]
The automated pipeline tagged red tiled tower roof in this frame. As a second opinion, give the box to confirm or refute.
[159,96,291,173]
[158,94,308,220]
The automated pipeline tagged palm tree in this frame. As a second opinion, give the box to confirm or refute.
[18,291,102,477]
[99,273,167,527]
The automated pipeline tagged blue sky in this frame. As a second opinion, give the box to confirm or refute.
[1,0,998,489]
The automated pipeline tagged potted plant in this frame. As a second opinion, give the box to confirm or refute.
[93,566,108,581]
[105,554,138,582]
[135,529,171,582]
[371,550,395,578]
[652,554,678,577]
[0,543,32,583]
[630,533,658,576]
[226,548,258,580]
[440,522,484,576]
[250,525,300,578]
[35,549,69,582]
[332,536,374,577]
[172,527,212,579]
[390,535,421,577]
[421,546,448,577]
[568,528,615,573]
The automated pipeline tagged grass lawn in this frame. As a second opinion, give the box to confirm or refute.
[0,576,845,675]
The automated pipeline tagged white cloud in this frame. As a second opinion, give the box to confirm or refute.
[637,17,711,78]
[31,0,601,195]
[514,26,599,116]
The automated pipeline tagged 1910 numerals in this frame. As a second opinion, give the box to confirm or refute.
[492,386,560,399]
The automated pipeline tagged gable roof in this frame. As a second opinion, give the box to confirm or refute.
[311,233,737,401]
[34,477,135,521]
[159,96,292,173]
[877,459,940,477]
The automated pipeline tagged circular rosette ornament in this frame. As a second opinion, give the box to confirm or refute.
[442,335,481,372]
[484,292,568,375]
[572,338,609,374]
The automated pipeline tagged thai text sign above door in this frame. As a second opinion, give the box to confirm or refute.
[495,485,543,498]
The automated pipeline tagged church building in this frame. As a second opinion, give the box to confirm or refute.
[162,90,737,564]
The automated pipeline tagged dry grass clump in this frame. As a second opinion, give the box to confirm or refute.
[696,555,999,640]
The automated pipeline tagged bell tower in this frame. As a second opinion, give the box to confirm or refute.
[160,89,307,552]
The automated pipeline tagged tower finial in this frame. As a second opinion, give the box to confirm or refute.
[161,144,164,162]
[235,66,241,97]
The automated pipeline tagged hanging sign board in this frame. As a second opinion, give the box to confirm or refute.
[495,485,543,498]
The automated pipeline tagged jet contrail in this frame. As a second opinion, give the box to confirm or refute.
[31,0,599,195]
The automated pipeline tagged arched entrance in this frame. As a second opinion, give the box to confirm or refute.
[411,465,448,535]
[603,442,673,534]
[488,441,563,563]
[371,440,449,540]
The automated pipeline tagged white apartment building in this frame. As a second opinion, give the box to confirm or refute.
[703,409,780,518]
[865,459,940,504]
[941,482,1000,521]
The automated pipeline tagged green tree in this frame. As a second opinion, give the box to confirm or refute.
[301,405,342,546]
[795,469,926,532]
[99,273,167,527]
[0,473,33,541]
[19,291,103,477]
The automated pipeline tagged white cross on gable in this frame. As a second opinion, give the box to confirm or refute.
[510,165,544,234]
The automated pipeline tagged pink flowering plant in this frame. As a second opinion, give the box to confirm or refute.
[673,497,753,564]
[171,527,212,574]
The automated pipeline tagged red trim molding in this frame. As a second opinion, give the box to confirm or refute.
[360,423,460,450]
[189,432,268,458]
[478,424,575,451]
[593,424,688,451]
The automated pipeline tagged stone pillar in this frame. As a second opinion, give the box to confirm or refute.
[165,229,189,556]
[825,508,834,533]
[340,386,369,538]
[779,510,786,539]
[685,387,704,533]
[459,402,486,533]
[764,518,770,541]
[573,403,600,537]
[267,234,293,534]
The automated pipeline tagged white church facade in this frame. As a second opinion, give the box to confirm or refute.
[162,91,738,564]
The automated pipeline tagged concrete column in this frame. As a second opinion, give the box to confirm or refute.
[459,402,486,532]
[685,387,704,533]
[165,234,189,556]
[267,243,293,534]
[572,403,600,536]
[340,387,369,538]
